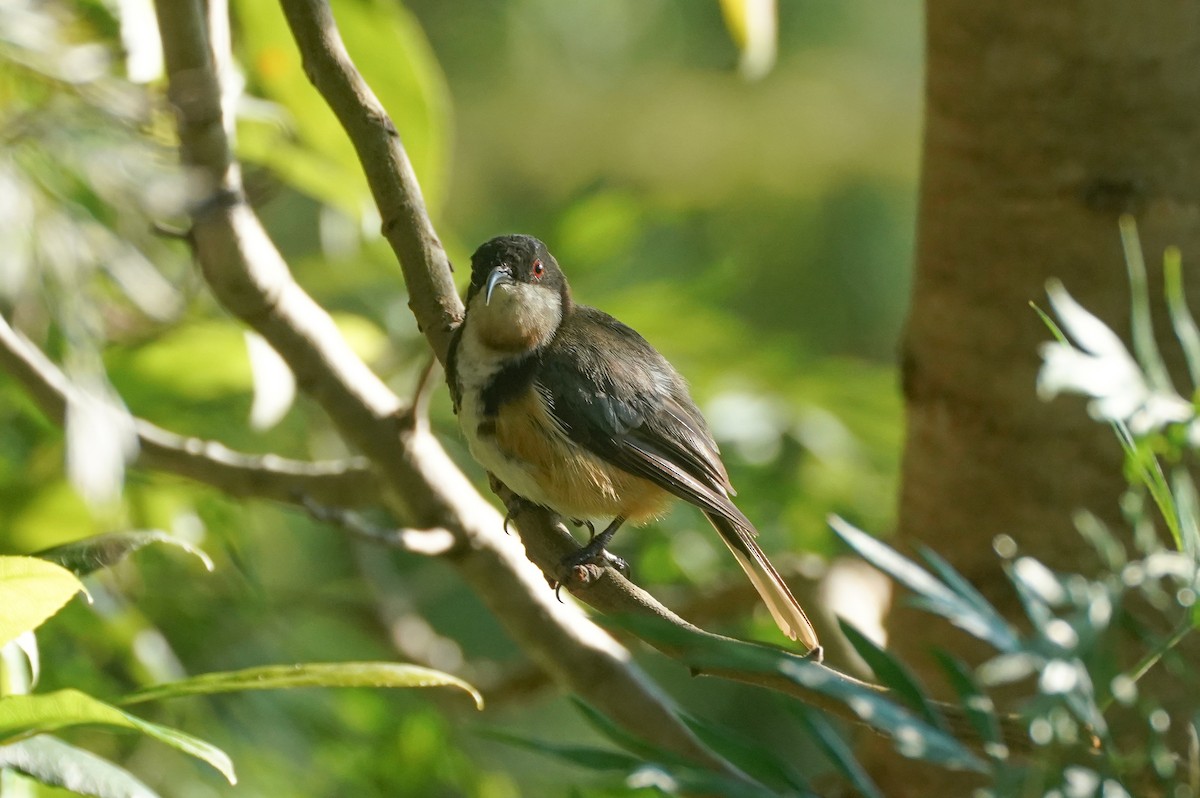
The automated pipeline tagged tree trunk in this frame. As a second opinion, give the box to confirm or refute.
[874,1,1200,792]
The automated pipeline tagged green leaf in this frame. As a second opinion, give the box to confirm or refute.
[0,735,160,798]
[120,661,482,710]
[830,516,1020,652]
[480,729,783,798]
[794,707,884,798]
[35,530,214,577]
[931,649,1004,760]
[570,699,690,767]
[682,713,810,794]
[235,0,449,214]
[606,614,986,773]
[1119,214,1174,394]
[0,556,86,647]
[0,689,235,784]
[837,618,944,730]
[1163,244,1200,388]
[479,728,642,772]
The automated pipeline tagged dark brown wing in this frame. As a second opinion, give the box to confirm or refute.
[539,307,820,649]
[537,307,747,528]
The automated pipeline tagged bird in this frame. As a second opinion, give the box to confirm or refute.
[447,233,820,654]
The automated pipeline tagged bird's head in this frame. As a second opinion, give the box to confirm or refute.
[465,234,571,353]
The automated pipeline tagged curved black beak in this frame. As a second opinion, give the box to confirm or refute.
[484,265,514,305]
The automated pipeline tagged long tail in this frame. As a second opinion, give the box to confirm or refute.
[705,511,821,654]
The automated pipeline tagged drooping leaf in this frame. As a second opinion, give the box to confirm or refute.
[119,661,482,710]
[837,618,944,730]
[0,735,161,798]
[931,648,1005,760]
[682,713,810,794]
[830,516,1020,652]
[0,689,235,784]
[35,530,213,577]
[478,728,643,772]
[571,698,691,768]
[480,728,783,798]
[794,707,884,798]
[0,556,86,647]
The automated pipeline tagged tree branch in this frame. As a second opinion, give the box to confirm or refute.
[0,311,379,506]
[269,0,1033,760]
[279,0,460,363]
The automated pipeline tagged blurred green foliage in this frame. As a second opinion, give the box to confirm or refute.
[0,0,919,795]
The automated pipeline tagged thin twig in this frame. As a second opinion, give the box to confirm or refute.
[0,312,380,506]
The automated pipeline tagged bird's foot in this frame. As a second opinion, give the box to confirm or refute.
[570,518,597,538]
[489,474,534,535]
[559,539,629,574]
[553,516,631,600]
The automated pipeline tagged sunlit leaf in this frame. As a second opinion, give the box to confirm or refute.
[1162,245,1200,388]
[830,516,1020,652]
[35,530,214,576]
[245,331,295,431]
[65,379,138,507]
[0,689,235,784]
[0,556,86,647]
[8,632,40,688]
[718,0,778,80]
[917,546,994,619]
[1118,215,1174,395]
[0,735,160,798]
[120,661,482,710]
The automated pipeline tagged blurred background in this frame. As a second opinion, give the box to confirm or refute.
[0,0,921,794]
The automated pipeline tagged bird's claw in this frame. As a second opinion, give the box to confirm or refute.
[570,518,597,538]
[559,543,629,577]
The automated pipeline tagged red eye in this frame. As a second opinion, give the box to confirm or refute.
[531,259,545,279]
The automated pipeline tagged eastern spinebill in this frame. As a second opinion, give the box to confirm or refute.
[448,234,820,653]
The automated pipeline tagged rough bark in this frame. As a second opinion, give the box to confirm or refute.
[879,1,1200,792]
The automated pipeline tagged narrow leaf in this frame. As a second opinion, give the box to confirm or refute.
[837,618,944,730]
[683,713,810,793]
[479,728,642,772]
[931,649,1005,760]
[571,699,689,767]
[1162,245,1200,388]
[0,689,235,784]
[830,517,1019,652]
[608,614,985,772]
[0,735,160,798]
[794,708,884,798]
[36,531,213,577]
[1119,214,1175,394]
[0,556,86,647]
[917,545,1002,622]
[120,662,482,710]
